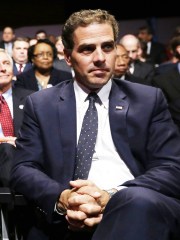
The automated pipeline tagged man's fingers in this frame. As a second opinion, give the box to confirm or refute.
[79,203,101,215]
[84,214,103,227]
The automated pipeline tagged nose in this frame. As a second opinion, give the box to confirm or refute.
[93,48,105,63]
[117,56,126,65]
[0,63,5,72]
[128,51,134,59]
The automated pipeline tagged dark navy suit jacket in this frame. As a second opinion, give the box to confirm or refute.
[0,87,34,187]
[152,63,180,130]
[14,67,72,91]
[13,61,32,77]
[10,79,180,232]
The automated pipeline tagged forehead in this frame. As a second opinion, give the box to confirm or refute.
[14,41,29,47]
[34,43,52,51]
[0,51,12,64]
[4,28,13,34]
[117,45,127,54]
[73,23,114,46]
[123,42,138,51]
[139,30,148,34]
[0,51,9,59]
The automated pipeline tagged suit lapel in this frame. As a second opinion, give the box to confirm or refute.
[109,81,141,177]
[57,81,77,180]
[12,89,24,136]
[57,80,142,179]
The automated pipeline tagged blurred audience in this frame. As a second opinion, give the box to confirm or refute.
[53,35,73,76]
[35,29,47,40]
[114,43,150,85]
[155,35,180,75]
[14,39,72,91]
[12,37,32,80]
[48,34,56,44]
[137,25,168,66]
[0,48,33,186]
[152,39,180,131]
[0,26,15,56]
[29,38,38,46]
[119,34,155,85]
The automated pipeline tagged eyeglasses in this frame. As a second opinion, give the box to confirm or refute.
[33,52,53,59]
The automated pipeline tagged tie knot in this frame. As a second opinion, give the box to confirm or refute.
[19,64,23,73]
[0,95,5,104]
[87,92,101,105]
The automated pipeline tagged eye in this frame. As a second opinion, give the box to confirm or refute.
[102,43,115,52]
[122,55,129,60]
[4,61,11,66]
[81,46,94,55]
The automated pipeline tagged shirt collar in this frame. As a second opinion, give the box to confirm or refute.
[74,79,112,109]
[2,88,12,101]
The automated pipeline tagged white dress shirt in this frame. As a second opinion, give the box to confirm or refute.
[15,63,25,73]
[5,42,13,56]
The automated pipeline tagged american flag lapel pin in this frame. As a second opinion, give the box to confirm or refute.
[19,105,24,109]
[116,106,123,110]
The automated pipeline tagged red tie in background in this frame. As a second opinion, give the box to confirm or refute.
[0,95,14,136]
[18,64,23,73]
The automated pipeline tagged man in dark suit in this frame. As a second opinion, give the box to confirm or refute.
[152,62,180,130]
[0,26,15,56]
[114,43,151,85]
[119,34,155,85]
[0,48,33,187]
[12,37,32,81]
[152,36,180,131]
[10,9,180,240]
[137,25,168,66]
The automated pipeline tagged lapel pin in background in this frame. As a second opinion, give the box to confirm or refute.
[19,105,24,109]
[116,106,123,110]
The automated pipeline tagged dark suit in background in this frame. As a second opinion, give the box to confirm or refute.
[53,58,73,75]
[14,67,72,91]
[152,63,180,131]
[147,41,168,66]
[13,61,32,77]
[132,60,155,85]
[0,87,33,187]
[0,41,6,49]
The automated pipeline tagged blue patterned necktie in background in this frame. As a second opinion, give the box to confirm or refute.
[74,92,100,180]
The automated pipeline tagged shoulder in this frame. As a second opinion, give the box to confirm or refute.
[28,79,72,101]
[18,68,34,78]
[113,78,157,93]
[52,67,72,78]
[13,87,34,97]
[113,78,163,103]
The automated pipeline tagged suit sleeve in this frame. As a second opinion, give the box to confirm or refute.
[10,94,65,223]
[123,88,180,199]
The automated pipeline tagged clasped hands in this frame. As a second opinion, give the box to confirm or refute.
[57,179,110,232]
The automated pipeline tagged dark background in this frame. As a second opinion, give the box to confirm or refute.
[1,1,179,29]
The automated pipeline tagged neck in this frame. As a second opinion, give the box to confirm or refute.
[0,84,11,94]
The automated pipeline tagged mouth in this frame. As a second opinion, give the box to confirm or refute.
[90,68,109,74]
[0,75,10,79]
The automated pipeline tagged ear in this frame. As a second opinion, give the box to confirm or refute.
[63,49,72,67]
